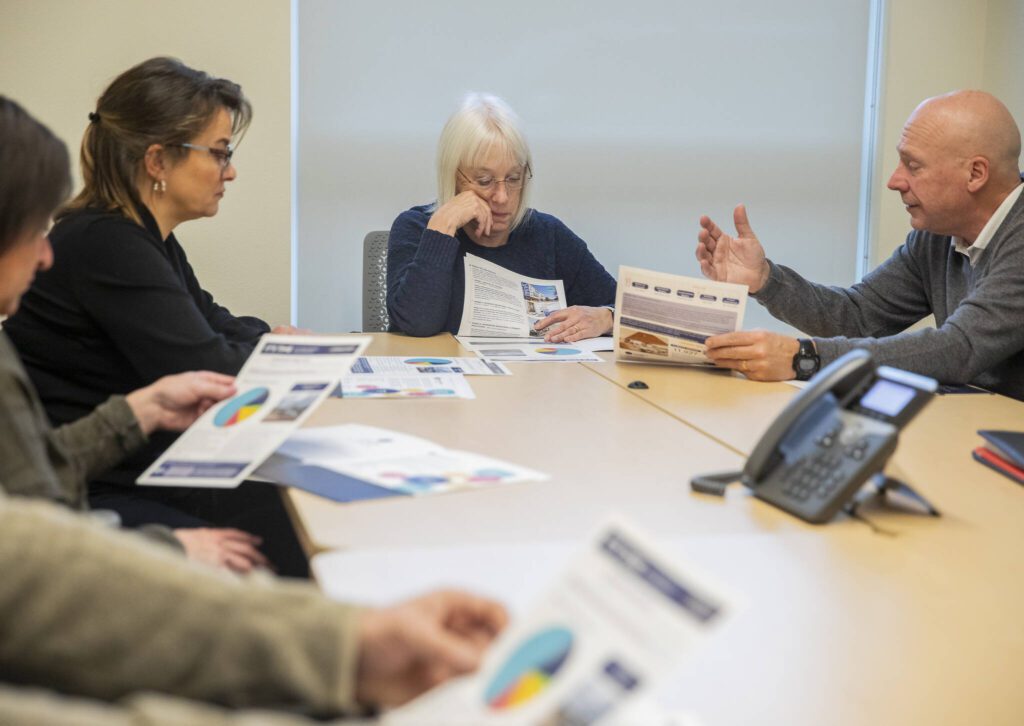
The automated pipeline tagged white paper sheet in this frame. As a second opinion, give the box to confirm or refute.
[384,517,739,726]
[349,355,511,375]
[456,336,604,363]
[613,266,748,366]
[338,372,476,399]
[137,335,369,487]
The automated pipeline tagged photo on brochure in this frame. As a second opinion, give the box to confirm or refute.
[613,266,748,366]
[522,282,563,337]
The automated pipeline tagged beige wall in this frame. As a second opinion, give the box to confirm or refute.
[871,0,1024,267]
[0,0,292,325]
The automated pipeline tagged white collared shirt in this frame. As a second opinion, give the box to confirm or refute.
[952,182,1024,266]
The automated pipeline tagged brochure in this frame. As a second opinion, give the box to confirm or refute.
[256,424,548,502]
[458,254,568,338]
[137,335,369,488]
[385,517,739,726]
[350,355,512,376]
[614,266,748,366]
[338,372,476,399]
[456,336,604,363]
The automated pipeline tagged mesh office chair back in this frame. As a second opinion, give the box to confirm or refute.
[362,230,391,332]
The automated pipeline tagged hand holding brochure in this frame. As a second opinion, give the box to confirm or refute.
[138,334,369,488]
[385,517,738,726]
[614,266,748,366]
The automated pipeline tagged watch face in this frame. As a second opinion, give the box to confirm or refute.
[797,357,817,373]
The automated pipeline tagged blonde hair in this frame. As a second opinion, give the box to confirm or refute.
[436,93,532,230]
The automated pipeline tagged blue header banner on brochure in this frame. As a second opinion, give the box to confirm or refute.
[261,343,362,356]
[601,532,722,623]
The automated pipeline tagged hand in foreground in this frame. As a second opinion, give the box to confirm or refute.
[697,204,771,293]
[125,371,236,435]
[534,305,613,343]
[356,590,508,708]
[705,330,800,381]
[173,527,269,574]
[271,324,313,335]
[427,191,494,238]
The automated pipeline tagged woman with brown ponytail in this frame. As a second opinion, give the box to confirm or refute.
[4,57,309,577]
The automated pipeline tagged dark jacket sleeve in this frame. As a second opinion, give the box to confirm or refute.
[386,208,462,336]
[69,219,261,378]
[175,247,270,343]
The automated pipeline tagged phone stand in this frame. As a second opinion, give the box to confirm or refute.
[689,469,941,521]
[843,473,941,518]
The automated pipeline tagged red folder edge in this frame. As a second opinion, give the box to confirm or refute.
[972,446,1024,485]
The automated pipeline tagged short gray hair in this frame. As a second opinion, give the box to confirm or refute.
[436,93,532,230]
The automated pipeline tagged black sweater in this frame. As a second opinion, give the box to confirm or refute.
[5,205,269,485]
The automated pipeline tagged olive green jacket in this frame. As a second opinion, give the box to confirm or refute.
[0,331,177,546]
[0,494,363,720]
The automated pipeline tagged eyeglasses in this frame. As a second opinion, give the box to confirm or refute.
[167,143,234,171]
[457,165,532,193]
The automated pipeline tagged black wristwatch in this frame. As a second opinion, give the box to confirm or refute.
[792,338,820,381]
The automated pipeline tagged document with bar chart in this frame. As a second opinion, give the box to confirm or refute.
[137,334,368,488]
[385,517,740,726]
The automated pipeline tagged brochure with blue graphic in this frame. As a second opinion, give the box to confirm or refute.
[385,517,740,726]
[137,334,368,488]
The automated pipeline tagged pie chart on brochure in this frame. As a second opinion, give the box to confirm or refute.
[213,387,270,427]
[536,347,581,356]
[484,626,574,710]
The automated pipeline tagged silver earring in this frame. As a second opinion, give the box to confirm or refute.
[153,179,166,193]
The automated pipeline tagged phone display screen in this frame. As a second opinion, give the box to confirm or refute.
[857,379,917,418]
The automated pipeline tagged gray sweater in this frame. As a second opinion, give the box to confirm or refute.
[754,192,1024,400]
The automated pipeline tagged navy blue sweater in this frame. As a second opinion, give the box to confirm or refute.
[387,204,617,336]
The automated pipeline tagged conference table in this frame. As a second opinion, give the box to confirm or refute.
[282,333,1024,726]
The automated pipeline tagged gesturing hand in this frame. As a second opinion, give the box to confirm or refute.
[696,204,770,293]
[125,371,236,435]
[173,527,269,574]
[427,191,494,238]
[355,590,508,708]
[533,305,613,343]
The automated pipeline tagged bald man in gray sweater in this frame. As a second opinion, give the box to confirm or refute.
[696,90,1024,400]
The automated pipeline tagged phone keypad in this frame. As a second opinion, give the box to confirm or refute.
[782,452,845,501]
[782,423,875,502]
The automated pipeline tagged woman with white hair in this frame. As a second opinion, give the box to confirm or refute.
[387,93,616,341]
